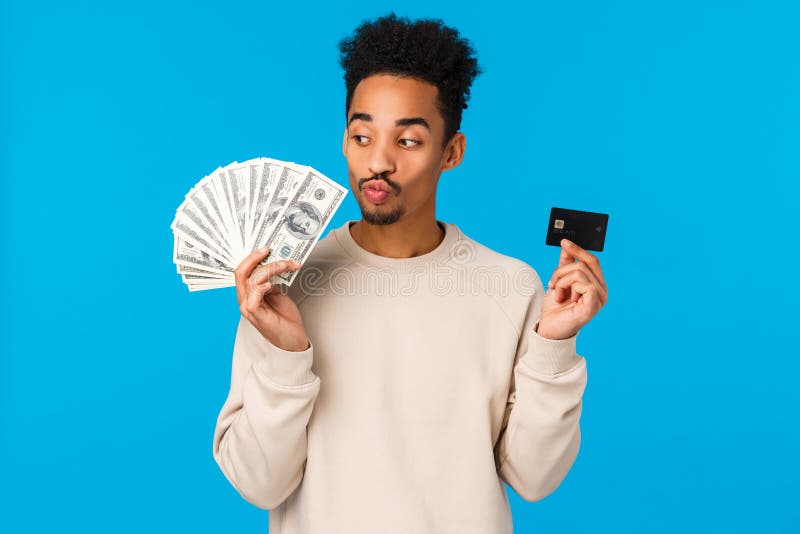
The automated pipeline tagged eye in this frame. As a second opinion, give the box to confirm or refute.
[352,135,369,145]
[398,138,421,148]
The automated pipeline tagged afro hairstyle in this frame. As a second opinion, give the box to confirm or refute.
[338,12,482,147]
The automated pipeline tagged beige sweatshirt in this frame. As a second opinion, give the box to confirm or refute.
[212,219,587,533]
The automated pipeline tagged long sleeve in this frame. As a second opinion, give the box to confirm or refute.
[212,316,321,510]
[494,274,588,502]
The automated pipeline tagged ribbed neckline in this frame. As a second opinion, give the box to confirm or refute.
[332,219,462,272]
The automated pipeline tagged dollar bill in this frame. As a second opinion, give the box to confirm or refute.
[256,168,348,286]
[172,158,347,292]
[175,197,233,260]
[246,158,283,251]
[250,163,306,254]
[173,235,234,278]
[191,173,231,245]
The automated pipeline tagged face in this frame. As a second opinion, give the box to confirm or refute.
[290,211,317,235]
[342,74,465,226]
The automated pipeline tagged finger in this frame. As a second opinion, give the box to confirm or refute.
[242,260,301,324]
[559,239,607,291]
[552,270,587,303]
[235,246,272,303]
[553,270,591,290]
[571,281,601,318]
[245,280,271,317]
[547,261,594,287]
[553,278,596,307]
[249,259,302,289]
[548,263,607,304]
[557,239,576,267]
[557,268,608,306]
[548,261,586,288]
[248,265,274,295]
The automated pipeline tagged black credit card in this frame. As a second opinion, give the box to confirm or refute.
[545,207,609,252]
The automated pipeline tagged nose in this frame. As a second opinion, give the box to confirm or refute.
[367,137,396,178]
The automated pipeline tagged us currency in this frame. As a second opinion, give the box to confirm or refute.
[249,163,307,255]
[176,257,232,281]
[187,187,228,253]
[173,235,234,278]
[214,165,243,260]
[182,273,230,285]
[180,270,231,286]
[226,163,251,261]
[245,158,283,251]
[175,197,233,260]
[171,214,232,265]
[209,167,235,240]
[172,157,348,292]
[187,283,233,292]
[256,168,348,286]
[193,172,232,244]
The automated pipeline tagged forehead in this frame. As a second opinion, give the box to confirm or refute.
[349,74,443,128]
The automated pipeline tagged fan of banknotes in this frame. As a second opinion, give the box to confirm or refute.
[171,157,348,291]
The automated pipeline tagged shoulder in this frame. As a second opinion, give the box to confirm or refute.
[453,225,545,294]
[451,225,546,330]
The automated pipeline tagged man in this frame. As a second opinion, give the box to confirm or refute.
[213,12,607,533]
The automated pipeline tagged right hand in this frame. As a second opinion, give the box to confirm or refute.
[234,247,310,352]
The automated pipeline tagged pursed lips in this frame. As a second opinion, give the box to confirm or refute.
[361,179,393,204]
[361,179,393,193]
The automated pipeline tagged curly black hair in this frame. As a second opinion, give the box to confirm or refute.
[338,12,482,147]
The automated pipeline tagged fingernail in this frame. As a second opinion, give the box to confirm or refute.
[260,246,269,253]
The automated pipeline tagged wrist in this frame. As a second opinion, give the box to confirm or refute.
[535,322,575,341]
[282,338,310,352]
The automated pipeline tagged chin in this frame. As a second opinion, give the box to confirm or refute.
[359,201,404,225]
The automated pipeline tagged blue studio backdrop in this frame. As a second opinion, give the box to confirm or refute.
[1,1,798,532]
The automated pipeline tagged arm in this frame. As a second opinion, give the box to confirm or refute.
[212,316,320,510]
[493,274,588,502]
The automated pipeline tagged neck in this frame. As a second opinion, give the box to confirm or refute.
[349,212,445,259]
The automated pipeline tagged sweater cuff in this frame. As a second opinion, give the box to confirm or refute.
[522,322,581,375]
[254,339,317,387]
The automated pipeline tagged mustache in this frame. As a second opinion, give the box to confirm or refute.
[358,173,401,194]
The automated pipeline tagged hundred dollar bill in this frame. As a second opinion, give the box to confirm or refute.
[173,235,234,278]
[190,173,231,246]
[199,170,230,233]
[171,157,349,292]
[176,259,232,281]
[182,279,234,291]
[232,161,261,241]
[256,168,348,286]
[187,282,234,292]
[250,163,307,254]
[226,163,251,260]
[214,165,243,260]
[171,215,233,266]
[246,158,284,251]
[182,273,232,284]
[175,197,233,260]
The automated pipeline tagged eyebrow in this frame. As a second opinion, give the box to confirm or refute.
[348,113,431,131]
[396,117,430,130]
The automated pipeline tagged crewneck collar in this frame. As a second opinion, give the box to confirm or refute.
[333,219,462,272]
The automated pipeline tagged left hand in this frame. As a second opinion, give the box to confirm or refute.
[536,238,608,340]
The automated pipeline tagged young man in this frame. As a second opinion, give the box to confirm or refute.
[213,13,608,533]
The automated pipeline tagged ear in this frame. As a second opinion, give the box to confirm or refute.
[440,132,466,172]
[342,126,349,157]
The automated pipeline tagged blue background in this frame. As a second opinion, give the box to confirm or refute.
[2,1,798,532]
